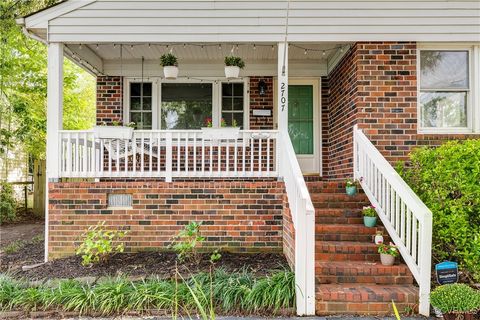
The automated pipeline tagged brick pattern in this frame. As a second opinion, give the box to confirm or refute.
[322,42,480,179]
[282,194,295,268]
[309,181,418,315]
[48,180,285,258]
[96,76,123,125]
[249,77,274,130]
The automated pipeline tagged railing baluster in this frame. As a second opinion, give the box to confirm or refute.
[234,137,238,174]
[258,138,262,176]
[193,132,197,174]
[149,132,153,173]
[67,133,72,176]
[141,132,145,175]
[177,132,181,173]
[266,138,270,174]
[242,132,246,175]
[217,138,221,174]
[116,139,120,174]
[125,138,129,174]
[185,132,188,174]
[250,134,254,175]
[100,139,104,175]
[201,135,205,173]
[157,133,161,175]
[226,138,230,174]
[132,133,137,175]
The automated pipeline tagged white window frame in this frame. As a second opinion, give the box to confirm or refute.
[123,77,249,130]
[123,77,160,129]
[417,44,480,134]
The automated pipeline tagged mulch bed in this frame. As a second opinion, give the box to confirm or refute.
[1,242,288,281]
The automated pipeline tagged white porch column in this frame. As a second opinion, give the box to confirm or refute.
[277,42,288,131]
[46,42,64,179]
[45,42,63,261]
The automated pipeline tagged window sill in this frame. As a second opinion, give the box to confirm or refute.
[417,128,476,135]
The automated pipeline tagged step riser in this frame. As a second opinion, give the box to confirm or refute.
[316,234,376,242]
[315,302,417,316]
[314,202,370,209]
[316,217,364,224]
[316,276,414,285]
[315,209,363,218]
[315,253,379,262]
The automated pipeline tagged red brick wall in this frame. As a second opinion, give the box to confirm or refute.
[48,180,284,258]
[96,76,123,125]
[322,47,359,178]
[282,194,295,268]
[249,77,274,130]
[322,42,480,179]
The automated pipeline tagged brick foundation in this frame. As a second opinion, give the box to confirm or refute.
[48,180,285,258]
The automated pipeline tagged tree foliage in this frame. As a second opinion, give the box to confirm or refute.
[0,0,95,161]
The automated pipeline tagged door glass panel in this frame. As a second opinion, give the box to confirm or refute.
[288,85,314,155]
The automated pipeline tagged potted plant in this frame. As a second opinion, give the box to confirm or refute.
[430,284,480,320]
[377,242,399,266]
[345,179,357,196]
[224,56,245,79]
[362,205,377,227]
[160,53,178,79]
[93,121,135,140]
[201,117,240,140]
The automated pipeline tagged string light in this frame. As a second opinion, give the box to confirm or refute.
[253,44,256,50]
[96,44,99,50]
[322,50,326,56]
[79,44,83,50]
[148,43,151,48]
[304,49,307,55]
[218,44,222,50]
[113,44,117,48]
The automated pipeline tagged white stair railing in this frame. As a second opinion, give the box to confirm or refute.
[353,125,432,316]
[278,131,315,316]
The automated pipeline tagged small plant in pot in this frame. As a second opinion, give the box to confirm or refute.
[345,179,357,196]
[362,205,377,227]
[160,53,178,79]
[224,56,245,79]
[377,242,399,266]
[430,283,480,320]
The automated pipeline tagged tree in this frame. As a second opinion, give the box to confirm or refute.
[0,0,95,167]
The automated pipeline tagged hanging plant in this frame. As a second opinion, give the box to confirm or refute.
[224,56,245,79]
[160,53,179,79]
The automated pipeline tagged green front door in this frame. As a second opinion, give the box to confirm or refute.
[288,85,314,155]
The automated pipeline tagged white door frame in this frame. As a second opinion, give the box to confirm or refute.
[274,77,322,175]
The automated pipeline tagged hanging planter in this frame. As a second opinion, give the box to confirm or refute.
[224,56,245,79]
[160,53,179,79]
[93,121,135,140]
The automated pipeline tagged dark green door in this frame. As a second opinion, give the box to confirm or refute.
[288,85,314,155]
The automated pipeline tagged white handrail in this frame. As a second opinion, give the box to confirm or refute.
[278,130,315,315]
[353,125,432,316]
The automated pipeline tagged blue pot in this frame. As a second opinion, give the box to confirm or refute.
[346,186,357,196]
[363,216,377,227]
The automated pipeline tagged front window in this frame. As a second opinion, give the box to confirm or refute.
[419,50,470,130]
[129,82,153,129]
[221,83,244,128]
[161,83,213,129]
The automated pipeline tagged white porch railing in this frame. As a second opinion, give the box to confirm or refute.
[353,125,432,316]
[278,131,315,315]
[59,129,278,180]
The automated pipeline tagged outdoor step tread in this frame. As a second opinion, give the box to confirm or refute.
[310,193,369,202]
[315,260,411,274]
[315,284,419,303]
[316,224,384,234]
[316,240,378,251]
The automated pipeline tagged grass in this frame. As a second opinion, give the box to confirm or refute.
[3,235,43,254]
[0,269,295,317]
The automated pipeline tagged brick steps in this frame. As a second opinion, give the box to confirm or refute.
[315,261,414,285]
[315,241,379,262]
[312,181,418,316]
[315,224,385,242]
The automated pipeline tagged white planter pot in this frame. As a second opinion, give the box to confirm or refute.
[224,66,240,79]
[380,253,395,266]
[374,234,384,245]
[163,66,179,79]
[93,126,134,140]
[201,127,240,140]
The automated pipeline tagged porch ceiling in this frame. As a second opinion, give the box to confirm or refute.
[69,42,349,62]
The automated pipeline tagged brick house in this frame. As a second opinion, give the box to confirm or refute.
[18,0,480,316]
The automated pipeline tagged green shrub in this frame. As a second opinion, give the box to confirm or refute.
[430,284,480,313]
[169,221,205,262]
[160,53,178,67]
[0,181,16,224]
[0,270,296,315]
[398,139,480,281]
[224,56,245,69]
[75,222,127,266]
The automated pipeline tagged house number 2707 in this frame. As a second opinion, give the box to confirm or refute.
[280,82,286,112]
